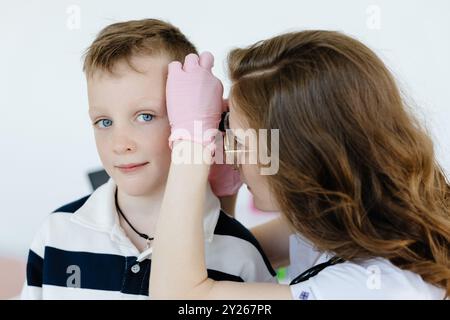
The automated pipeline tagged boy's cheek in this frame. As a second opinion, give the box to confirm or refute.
[94,139,113,167]
[94,138,109,156]
[143,137,171,155]
[140,125,171,151]
[97,151,112,170]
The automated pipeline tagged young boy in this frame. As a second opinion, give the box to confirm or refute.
[21,19,276,299]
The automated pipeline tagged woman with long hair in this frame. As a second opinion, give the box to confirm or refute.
[150,30,449,299]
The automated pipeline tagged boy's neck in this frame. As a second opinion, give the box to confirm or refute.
[116,186,165,247]
[117,187,164,218]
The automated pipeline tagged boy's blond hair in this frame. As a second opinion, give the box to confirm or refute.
[83,18,197,76]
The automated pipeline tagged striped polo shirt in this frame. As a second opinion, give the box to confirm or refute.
[21,178,276,299]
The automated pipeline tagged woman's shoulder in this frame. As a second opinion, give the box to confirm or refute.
[291,257,445,300]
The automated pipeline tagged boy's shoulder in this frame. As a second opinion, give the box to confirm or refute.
[26,194,94,258]
[32,194,94,244]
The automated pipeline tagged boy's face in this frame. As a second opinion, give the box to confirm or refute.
[87,55,172,196]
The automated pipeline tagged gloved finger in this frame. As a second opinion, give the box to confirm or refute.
[183,53,200,72]
[168,61,182,74]
[199,51,214,70]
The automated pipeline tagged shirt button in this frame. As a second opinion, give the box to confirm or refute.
[131,264,140,274]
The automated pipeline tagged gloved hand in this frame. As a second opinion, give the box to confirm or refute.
[208,99,243,196]
[209,161,243,196]
[166,52,224,151]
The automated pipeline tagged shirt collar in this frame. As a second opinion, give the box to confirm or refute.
[71,178,221,243]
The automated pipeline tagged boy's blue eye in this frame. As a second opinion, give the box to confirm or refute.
[96,119,112,128]
[137,113,154,122]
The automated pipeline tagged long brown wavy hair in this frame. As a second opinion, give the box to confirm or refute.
[228,30,450,296]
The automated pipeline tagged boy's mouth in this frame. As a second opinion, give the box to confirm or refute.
[115,162,149,173]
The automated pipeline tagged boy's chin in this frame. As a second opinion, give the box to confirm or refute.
[115,179,162,197]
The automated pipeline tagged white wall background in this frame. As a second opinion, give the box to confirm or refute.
[1,0,449,261]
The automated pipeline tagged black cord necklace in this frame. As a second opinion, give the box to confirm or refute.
[289,256,345,285]
[115,188,154,248]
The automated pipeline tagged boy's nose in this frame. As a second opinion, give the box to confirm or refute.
[113,134,137,154]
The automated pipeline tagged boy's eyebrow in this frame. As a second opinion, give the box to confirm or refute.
[88,96,165,115]
[88,107,107,116]
[88,106,105,112]
[134,97,165,111]
[88,103,162,115]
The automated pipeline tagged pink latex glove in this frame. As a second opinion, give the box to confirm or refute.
[209,161,243,196]
[208,99,243,196]
[166,52,224,150]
